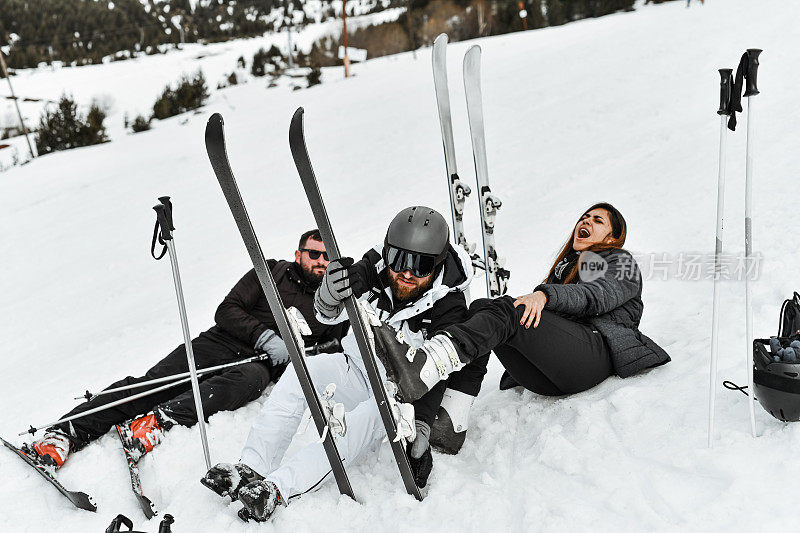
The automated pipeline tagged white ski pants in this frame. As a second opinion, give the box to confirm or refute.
[239,349,386,500]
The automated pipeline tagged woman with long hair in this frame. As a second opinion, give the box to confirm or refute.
[374,202,671,405]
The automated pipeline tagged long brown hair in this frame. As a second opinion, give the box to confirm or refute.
[544,202,627,284]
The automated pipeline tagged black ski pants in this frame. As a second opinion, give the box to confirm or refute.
[445,353,490,397]
[444,297,613,396]
[55,336,271,449]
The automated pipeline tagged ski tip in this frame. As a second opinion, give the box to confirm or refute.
[139,495,158,519]
[289,107,305,143]
[463,45,481,73]
[434,33,448,46]
[205,113,224,141]
[204,113,226,154]
[77,493,98,512]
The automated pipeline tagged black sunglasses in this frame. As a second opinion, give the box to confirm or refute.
[383,245,437,278]
[300,248,329,261]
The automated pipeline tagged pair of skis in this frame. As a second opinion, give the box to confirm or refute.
[1,427,154,517]
[433,34,510,298]
[204,109,423,505]
[0,436,97,512]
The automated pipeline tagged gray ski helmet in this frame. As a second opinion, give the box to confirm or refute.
[753,338,800,422]
[384,206,450,273]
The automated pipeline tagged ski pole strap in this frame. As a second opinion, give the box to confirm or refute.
[151,197,174,260]
[728,49,762,131]
[723,380,749,396]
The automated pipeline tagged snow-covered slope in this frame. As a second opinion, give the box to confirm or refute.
[0,6,405,168]
[2,0,800,531]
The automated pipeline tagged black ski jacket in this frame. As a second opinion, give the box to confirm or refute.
[200,261,348,358]
[534,248,671,377]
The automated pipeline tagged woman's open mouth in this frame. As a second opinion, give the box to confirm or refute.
[578,227,591,239]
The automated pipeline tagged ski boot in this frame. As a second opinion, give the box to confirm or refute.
[238,480,283,522]
[26,430,72,470]
[430,388,475,455]
[201,462,263,501]
[372,323,466,402]
[118,411,167,463]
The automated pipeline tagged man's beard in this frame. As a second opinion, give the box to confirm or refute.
[300,264,325,286]
[389,275,432,302]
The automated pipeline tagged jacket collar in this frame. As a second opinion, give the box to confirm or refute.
[286,260,320,293]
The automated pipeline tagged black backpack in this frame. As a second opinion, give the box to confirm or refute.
[779,292,800,337]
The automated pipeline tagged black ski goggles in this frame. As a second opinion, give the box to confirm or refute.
[383,245,438,278]
[300,248,329,261]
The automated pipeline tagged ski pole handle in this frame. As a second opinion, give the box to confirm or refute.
[153,203,173,242]
[105,514,134,533]
[717,68,733,116]
[744,49,761,97]
[158,196,175,231]
[305,338,342,355]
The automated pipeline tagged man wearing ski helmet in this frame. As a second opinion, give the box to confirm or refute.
[202,206,486,522]
[380,208,489,455]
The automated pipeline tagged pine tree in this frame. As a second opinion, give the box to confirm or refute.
[546,0,567,26]
[527,0,547,29]
[35,94,107,155]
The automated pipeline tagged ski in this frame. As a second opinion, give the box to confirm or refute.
[115,424,158,519]
[463,45,510,298]
[288,107,423,501]
[1,436,97,512]
[204,113,356,503]
[432,34,475,261]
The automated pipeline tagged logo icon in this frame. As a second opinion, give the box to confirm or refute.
[578,251,608,282]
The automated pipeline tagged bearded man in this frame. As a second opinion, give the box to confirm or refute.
[29,229,346,469]
[201,207,489,523]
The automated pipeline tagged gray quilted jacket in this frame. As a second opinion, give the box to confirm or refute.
[534,248,670,378]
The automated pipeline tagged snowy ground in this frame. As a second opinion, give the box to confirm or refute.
[2,0,800,531]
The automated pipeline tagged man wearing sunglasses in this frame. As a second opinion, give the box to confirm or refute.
[210,207,489,521]
[29,229,347,470]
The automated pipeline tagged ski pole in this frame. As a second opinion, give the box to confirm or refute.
[153,197,211,469]
[75,353,270,402]
[75,339,341,401]
[708,68,733,448]
[742,49,761,438]
[23,338,345,436]
[20,375,195,436]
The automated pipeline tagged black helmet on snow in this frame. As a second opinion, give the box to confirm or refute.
[753,337,800,422]
[383,206,450,277]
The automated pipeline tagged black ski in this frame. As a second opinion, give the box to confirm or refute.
[204,113,356,502]
[1,436,97,512]
[288,107,423,501]
[115,424,158,519]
